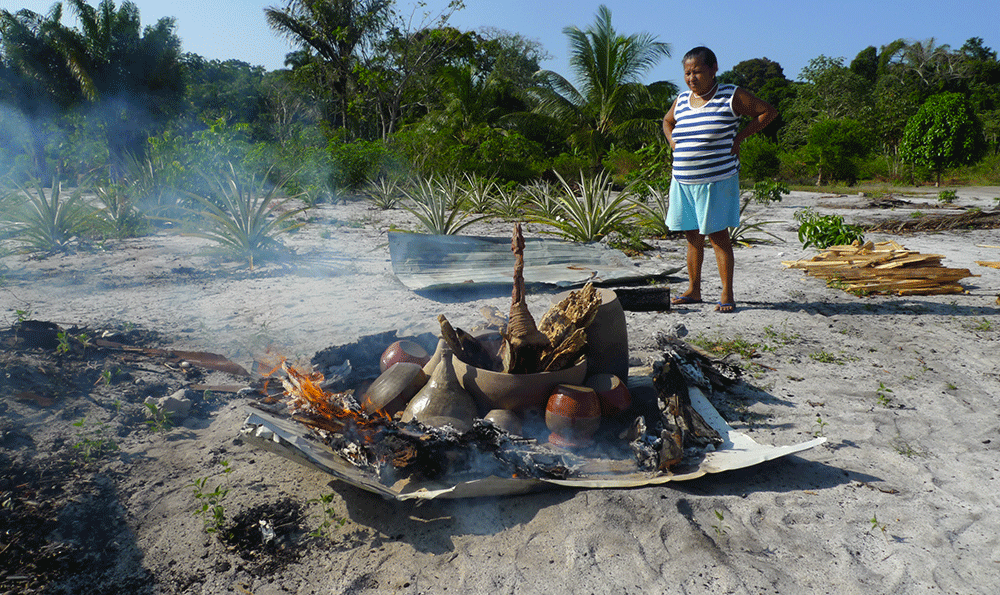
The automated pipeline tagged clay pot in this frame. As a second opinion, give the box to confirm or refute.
[452,356,587,412]
[552,287,628,381]
[585,373,632,418]
[484,409,523,436]
[545,384,601,448]
[361,362,427,416]
[380,340,430,372]
[422,339,446,375]
[401,350,477,430]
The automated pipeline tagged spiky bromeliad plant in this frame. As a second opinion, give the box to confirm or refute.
[401,176,488,235]
[188,162,306,269]
[5,179,92,253]
[526,171,635,242]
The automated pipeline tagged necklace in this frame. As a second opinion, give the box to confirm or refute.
[695,82,718,100]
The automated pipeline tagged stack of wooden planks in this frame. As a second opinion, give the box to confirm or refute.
[782,240,977,296]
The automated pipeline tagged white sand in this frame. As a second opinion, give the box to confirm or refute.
[2,187,999,594]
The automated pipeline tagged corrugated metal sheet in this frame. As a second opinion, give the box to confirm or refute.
[388,232,679,291]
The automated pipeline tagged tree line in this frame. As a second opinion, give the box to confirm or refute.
[2,0,998,194]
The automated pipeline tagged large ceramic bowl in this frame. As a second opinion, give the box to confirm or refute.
[452,355,587,412]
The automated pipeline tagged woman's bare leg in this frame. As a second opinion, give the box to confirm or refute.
[674,230,705,303]
[708,229,735,311]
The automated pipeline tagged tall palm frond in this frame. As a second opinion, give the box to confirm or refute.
[528,5,670,163]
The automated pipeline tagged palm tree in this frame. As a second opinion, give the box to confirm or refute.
[530,4,671,166]
[0,5,84,178]
[61,0,184,175]
[264,0,393,133]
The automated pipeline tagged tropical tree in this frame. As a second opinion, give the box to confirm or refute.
[264,0,394,135]
[0,5,85,178]
[900,92,985,186]
[59,0,185,175]
[530,4,671,167]
[803,118,874,185]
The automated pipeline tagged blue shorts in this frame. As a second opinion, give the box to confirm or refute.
[665,174,740,235]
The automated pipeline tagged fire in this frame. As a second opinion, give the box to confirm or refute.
[279,361,391,440]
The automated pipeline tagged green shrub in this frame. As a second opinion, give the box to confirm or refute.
[794,207,865,249]
[328,139,396,192]
[937,189,958,204]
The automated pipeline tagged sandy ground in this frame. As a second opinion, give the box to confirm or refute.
[2,186,999,594]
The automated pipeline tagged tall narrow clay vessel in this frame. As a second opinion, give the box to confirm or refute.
[402,347,477,431]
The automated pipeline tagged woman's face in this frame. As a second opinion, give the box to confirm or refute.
[683,58,718,96]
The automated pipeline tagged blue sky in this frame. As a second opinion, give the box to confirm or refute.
[7,0,997,85]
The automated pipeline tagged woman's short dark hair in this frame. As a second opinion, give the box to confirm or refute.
[683,46,718,68]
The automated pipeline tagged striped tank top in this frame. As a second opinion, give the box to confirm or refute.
[671,84,740,184]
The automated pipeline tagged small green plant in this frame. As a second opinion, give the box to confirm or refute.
[966,318,993,332]
[875,381,894,406]
[191,460,233,535]
[812,415,829,437]
[794,207,865,249]
[691,334,762,360]
[627,187,670,237]
[936,189,958,204]
[71,417,119,463]
[99,369,113,386]
[55,331,71,355]
[15,308,32,323]
[460,173,499,213]
[869,512,888,536]
[729,179,788,247]
[144,402,174,433]
[401,175,488,235]
[808,349,844,364]
[910,210,924,218]
[762,324,800,346]
[360,176,403,210]
[490,185,527,220]
[525,171,635,242]
[711,509,729,537]
[308,493,349,539]
[94,181,148,239]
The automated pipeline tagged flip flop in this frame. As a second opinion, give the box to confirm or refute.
[715,301,737,313]
[671,295,703,306]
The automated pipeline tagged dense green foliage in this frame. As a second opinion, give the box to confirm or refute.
[1,2,998,261]
[900,92,986,185]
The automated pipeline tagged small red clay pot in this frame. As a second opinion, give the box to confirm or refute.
[380,340,430,372]
[585,373,632,418]
[545,384,601,448]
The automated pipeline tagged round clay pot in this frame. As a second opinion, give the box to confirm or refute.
[484,409,523,436]
[545,384,601,448]
[585,373,632,418]
[380,340,430,373]
[361,362,427,416]
[552,287,628,382]
[452,355,587,412]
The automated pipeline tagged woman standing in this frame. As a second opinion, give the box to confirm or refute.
[663,46,777,313]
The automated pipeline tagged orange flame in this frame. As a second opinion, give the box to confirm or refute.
[280,361,391,439]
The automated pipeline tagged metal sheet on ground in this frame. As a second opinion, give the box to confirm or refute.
[241,375,825,500]
[388,232,679,292]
